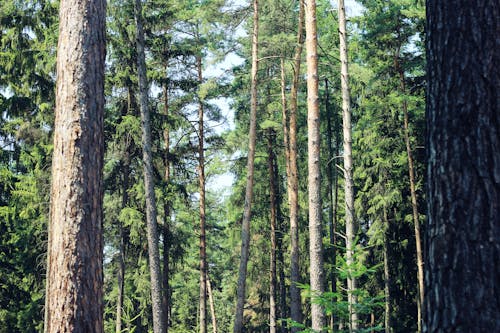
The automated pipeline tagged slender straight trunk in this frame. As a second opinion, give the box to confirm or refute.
[116,146,131,333]
[305,0,326,330]
[162,80,171,332]
[325,78,339,331]
[278,58,288,333]
[394,55,424,332]
[289,1,305,330]
[44,0,105,331]
[207,277,218,333]
[233,0,259,331]
[268,127,278,333]
[425,0,499,331]
[338,0,357,331]
[383,206,391,333]
[197,54,208,333]
[134,1,166,332]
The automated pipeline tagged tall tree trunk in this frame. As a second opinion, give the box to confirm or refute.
[197,54,208,333]
[268,127,278,333]
[305,0,326,330]
[207,277,217,333]
[289,1,305,330]
[425,0,499,331]
[338,0,357,330]
[278,57,288,333]
[134,1,166,332]
[325,78,339,331]
[44,0,106,332]
[162,79,171,332]
[383,206,391,333]
[116,145,131,333]
[394,50,424,333]
[233,0,259,331]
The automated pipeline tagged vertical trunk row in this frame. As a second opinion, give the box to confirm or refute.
[197,54,208,333]
[288,1,305,330]
[305,0,326,331]
[233,0,259,331]
[337,0,357,331]
[44,0,106,331]
[134,0,166,332]
[268,127,278,333]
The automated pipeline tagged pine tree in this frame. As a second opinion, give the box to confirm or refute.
[44,0,106,331]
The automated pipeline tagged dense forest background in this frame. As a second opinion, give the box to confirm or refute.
[1,0,435,331]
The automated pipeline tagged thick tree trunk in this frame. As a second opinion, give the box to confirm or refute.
[305,0,326,331]
[44,0,106,332]
[233,0,259,331]
[288,1,305,330]
[425,1,500,332]
[197,54,208,333]
[134,1,166,332]
[268,127,278,333]
[338,0,357,331]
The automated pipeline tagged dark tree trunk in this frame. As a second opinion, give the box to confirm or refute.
[268,127,278,333]
[425,1,500,331]
[44,0,106,331]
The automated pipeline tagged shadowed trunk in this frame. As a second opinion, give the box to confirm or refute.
[425,0,499,331]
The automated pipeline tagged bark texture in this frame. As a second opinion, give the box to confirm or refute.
[288,2,305,330]
[134,0,166,331]
[44,0,106,332]
[305,0,326,330]
[233,0,259,331]
[338,0,358,330]
[425,0,500,331]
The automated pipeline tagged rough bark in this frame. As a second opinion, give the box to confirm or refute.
[134,0,166,331]
[425,0,500,332]
[233,0,259,331]
[289,1,305,330]
[197,54,208,333]
[338,0,357,330]
[44,0,106,331]
[305,0,326,330]
[268,127,278,333]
